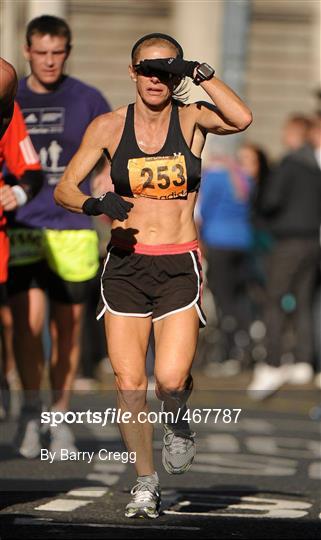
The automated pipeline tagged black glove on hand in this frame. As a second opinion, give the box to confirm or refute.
[136,58,199,79]
[82,192,133,221]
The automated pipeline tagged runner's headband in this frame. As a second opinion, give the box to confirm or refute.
[131,33,184,60]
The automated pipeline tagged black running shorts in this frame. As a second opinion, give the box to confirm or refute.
[0,282,8,306]
[8,261,94,304]
[96,239,206,327]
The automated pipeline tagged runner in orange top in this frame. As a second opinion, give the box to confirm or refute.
[0,101,42,418]
[0,101,42,283]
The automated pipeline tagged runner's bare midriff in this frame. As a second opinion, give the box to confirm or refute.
[111,191,198,245]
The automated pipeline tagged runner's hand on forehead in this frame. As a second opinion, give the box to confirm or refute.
[82,192,134,221]
[135,58,199,79]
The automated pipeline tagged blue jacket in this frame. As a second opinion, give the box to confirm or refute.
[199,162,253,249]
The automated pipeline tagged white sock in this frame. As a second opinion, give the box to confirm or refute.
[137,471,159,485]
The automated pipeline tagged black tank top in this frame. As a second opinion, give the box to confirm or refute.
[108,100,201,200]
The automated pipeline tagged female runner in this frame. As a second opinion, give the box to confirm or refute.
[54,32,252,518]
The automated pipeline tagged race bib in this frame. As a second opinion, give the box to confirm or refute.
[128,154,188,199]
[8,228,44,266]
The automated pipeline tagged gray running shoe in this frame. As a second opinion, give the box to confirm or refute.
[162,423,196,474]
[49,422,78,458]
[13,416,42,459]
[125,477,161,518]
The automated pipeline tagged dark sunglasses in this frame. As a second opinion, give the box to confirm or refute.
[133,64,174,83]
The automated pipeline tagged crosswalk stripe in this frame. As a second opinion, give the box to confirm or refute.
[309,462,321,479]
[35,499,92,512]
[86,473,119,485]
[92,462,125,472]
[66,488,108,498]
[87,426,120,440]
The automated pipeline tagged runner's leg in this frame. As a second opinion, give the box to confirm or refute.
[0,304,15,379]
[49,301,83,411]
[154,306,199,412]
[9,288,46,457]
[154,307,199,474]
[9,288,46,396]
[0,286,15,416]
[104,312,154,476]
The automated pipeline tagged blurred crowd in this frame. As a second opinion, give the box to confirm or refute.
[196,113,321,398]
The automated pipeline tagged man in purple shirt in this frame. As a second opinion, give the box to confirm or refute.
[8,15,111,458]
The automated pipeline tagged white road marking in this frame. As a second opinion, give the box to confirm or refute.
[309,462,321,479]
[165,495,311,519]
[263,417,320,433]
[92,461,126,473]
[241,419,275,434]
[246,436,321,458]
[192,464,295,476]
[194,419,274,433]
[194,453,296,476]
[86,473,119,485]
[66,488,108,498]
[35,499,92,512]
[202,434,239,452]
[193,416,319,434]
[87,425,120,441]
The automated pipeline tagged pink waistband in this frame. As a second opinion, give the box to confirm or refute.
[110,238,199,255]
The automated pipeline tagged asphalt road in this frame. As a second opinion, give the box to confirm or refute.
[0,374,320,539]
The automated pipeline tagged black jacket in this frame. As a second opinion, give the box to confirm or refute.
[261,145,321,238]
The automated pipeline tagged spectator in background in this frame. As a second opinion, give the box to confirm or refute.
[282,114,312,152]
[247,115,321,399]
[310,114,321,389]
[237,143,271,363]
[198,156,253,373]
[0,57,18,416]
[237,143,270,235]
[78,164,114,386]
[237,143,272,267]
[314,284,321,389]
[7,16,111,458]
[0,101,42,417]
